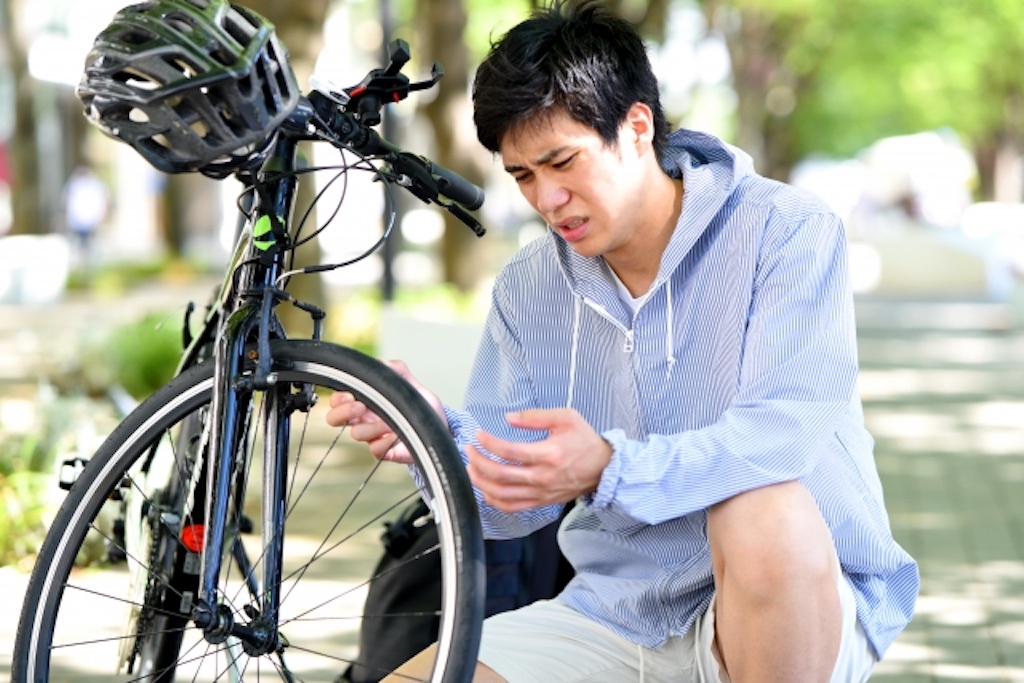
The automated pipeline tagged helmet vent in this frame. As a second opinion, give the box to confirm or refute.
[210,48,237,68]
[150,134,173,151]
[119,28,156,47]
[267,42,290,95]
[166,14,197,35]
[224,6,260,44]
[223,19,255,48]
[162,56,199,80]
[117,67,161,91]
[190,118,211,138]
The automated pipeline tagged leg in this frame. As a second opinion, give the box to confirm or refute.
[382,645,506,683]
[383,599,668,683]
[707,481,842,683]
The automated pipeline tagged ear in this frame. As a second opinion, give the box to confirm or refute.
[622,102,655,154]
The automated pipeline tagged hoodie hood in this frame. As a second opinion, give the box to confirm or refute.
[544,128,758,408]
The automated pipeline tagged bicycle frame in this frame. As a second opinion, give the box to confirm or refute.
[119,45,488,662]
[180,132,308,654]
[13,32,489,683]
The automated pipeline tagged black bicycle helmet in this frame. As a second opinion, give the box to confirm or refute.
[77,0,300,176]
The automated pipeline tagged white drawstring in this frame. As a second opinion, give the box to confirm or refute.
[665,278,677,379]
[567,296,581,409]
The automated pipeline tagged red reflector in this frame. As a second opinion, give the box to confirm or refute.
[181,524,205,552]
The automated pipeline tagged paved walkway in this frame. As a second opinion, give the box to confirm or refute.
[2,287,1023,681]
[856,300,1024,682]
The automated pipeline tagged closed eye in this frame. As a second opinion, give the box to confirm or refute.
[552,154,576,169]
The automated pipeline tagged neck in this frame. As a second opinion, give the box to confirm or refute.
[606,175,684,297]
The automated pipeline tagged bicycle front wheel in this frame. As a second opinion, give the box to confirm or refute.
[14,340,485,683]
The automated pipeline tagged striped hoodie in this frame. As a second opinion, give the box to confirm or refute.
[441,128,919,658]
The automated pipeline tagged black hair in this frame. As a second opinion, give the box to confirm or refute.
[472,0,670,160]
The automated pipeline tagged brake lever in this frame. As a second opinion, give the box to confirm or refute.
[441,201,486,237]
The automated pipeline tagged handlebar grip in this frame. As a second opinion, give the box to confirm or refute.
[426,162,484,211]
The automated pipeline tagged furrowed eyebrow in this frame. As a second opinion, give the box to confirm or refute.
[504,146,571,174]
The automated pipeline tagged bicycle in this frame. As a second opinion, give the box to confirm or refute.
[13,2,486,681]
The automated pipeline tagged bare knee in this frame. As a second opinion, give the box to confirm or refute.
[380,644,506,683]
[708,481,837,597]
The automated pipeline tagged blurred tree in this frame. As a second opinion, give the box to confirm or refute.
[608,0,672,42]
[2,0,43,235]
[697,0,1024,199]
[225,0,332,335]
[698,0,840,181]
[415,0,485,290]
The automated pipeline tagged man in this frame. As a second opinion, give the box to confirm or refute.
[327,1,919,680]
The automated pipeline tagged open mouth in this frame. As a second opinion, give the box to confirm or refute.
[556,218,588,242]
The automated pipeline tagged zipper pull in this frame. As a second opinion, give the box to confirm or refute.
[623,329,635,353]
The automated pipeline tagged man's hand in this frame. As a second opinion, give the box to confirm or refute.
[324,360,444,464]
[467,408,612,512]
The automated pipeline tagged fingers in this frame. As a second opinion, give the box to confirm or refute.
[468,407,609,511]
[370,434,414,464]
[466,444,543,512]
[475,429,534,463]
[326,391,414,464]
[504,407,575,432]
[325,392,373,427]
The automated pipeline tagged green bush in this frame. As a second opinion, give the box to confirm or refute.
[0,470,50,567]
[0,310,183,567]
[0,389,118,567]
[77,311,184,401]
[109,312,183,399]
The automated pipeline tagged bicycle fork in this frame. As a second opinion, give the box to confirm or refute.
[190,310,295,668]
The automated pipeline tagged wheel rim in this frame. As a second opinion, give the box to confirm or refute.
[19,348,482,682]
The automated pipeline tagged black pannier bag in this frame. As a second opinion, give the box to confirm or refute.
[341,499,572,683]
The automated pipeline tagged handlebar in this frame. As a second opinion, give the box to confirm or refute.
[280,39,486,236]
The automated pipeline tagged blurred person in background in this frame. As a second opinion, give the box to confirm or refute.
[61,164,109,264]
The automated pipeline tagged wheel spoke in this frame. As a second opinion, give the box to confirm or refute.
[15,343,482,682]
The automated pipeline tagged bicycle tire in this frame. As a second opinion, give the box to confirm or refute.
[13,340,486,683]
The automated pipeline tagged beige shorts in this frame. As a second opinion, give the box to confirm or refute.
[477,572,876,682]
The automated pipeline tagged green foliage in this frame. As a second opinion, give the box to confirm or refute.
[0,470,50,567]
[65,256,185,294]
[79,311,184,401]
[0,389,118,567]
[464,0,532,59]
[703,0,1024,169]
[108,313,183,399]
[328,287,384,356]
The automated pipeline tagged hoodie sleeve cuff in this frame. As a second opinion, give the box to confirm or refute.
[587,428,628,510]
[442,404,469,442]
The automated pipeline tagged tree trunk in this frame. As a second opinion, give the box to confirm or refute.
[248,0,330,336]
[416,0,487,291]
[698,1,814,181]
[4,0,42,235]
[974,131,1024,204]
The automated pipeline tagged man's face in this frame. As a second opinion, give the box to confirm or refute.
[499,108,649,261]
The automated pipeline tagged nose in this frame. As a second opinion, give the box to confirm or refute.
[532,175,570,215]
